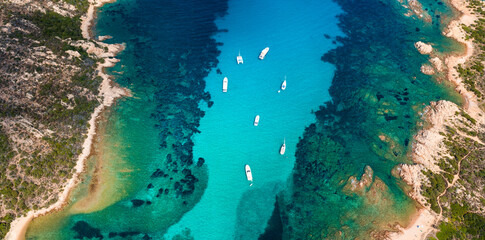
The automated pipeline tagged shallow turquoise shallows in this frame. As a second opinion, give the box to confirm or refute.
[24,0,464,238]
[164,0,341,238]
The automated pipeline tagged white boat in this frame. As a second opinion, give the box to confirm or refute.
[222,77,228,92]
[259,47,269,60]
[254,115,260,126]
[280,139,286,155]
[281,76,287,91]
[245,164,253,186]
[237,51,243,64]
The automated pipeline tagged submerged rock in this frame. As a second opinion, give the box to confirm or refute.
[196,157,205,167]
[71,221,103,240]
[131,199,145,207]
[343,166,374,194]
[150,169,164,178]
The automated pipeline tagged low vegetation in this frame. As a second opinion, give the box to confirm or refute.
[420,110,485,239]
[459,0,485,100]
[0,1,103,237]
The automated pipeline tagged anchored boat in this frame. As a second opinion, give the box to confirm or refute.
[259,47,269,60]
[254,115,260,126]
[222,77,228,92]
[245,164,253,186]
[281,76,287,91]
[280,138,286,155]
[237,51,243,64]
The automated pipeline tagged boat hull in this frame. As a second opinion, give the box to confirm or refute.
[222,77,228,92]
[245,165,253,183]
[259,47,269,60]
[237,56,243,64]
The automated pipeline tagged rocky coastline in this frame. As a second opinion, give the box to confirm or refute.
[2,0,128,238]
[390,0,485,239]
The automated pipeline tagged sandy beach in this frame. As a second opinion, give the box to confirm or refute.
[390,0,482,239]
[5,0,126,239]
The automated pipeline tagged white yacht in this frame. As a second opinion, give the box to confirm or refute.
[245,164,253,186]
[222,77,228,92]
[280,138,286,155]
[237,51,243,64]
[259,47,269,60]
[254,115,260,126]
[281,76,287,91]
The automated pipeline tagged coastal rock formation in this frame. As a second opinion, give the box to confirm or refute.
[406,0,432,22]
[392,98,485,239]
[343,165,373,194]
[392,164,427,206]
[430,57,443,72]
[413,101,459,172]
[420,64,435,75]
[414,41,433,55]
[388,101,460,239]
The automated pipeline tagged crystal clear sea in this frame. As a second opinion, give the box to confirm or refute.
[25,0,463,239]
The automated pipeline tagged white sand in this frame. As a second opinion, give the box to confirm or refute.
[81,0,117,40]
[5,0,127,239]
[390,209,439,240]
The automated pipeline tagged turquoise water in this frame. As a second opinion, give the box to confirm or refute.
[24,0,464,238]
[164,0,341,238]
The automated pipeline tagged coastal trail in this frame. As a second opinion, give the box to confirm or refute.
[435,147,485,222]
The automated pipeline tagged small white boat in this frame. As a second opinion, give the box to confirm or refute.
[281,76,287,91]
[222,77,228,92]
[280,139,286,155]
[237,51,243,64]
[259,47,269,60]
[254,115,260,126]
[245,164,253,186]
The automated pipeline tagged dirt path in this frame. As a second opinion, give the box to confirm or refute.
[435,147,485,222]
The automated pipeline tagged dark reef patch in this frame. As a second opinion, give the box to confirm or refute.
[72,221,103,239]
[108,231,139,238]
[258,197,283,240]
[131,199,145,207]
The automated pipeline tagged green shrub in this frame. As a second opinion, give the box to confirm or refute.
[29,11,82,40]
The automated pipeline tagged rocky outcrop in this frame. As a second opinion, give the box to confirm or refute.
[343,165,373,194]
[415,41,433,55]
[413,101,460,172]
[420,64,435,75]
[430,57,444,72]
[393,164,428,206]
